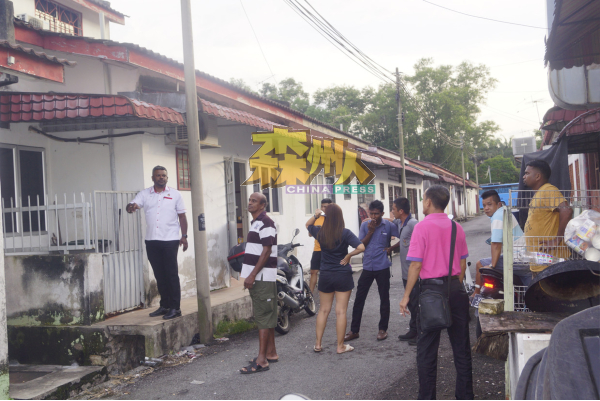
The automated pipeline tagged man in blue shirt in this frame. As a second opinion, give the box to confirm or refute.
[345,200,399,342]
[474,190,531,296]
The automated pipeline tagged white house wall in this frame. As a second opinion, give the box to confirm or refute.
[14,0,109,40]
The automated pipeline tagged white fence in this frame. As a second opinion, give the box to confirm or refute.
[94,191,145,314]
[2,191,145,314]
[2,193,93,254]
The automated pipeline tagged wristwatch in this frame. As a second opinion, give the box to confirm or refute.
[182,235,188,238]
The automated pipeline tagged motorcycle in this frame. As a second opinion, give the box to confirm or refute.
[471,261,526,337]
[274,228,317,334]
[227,228,316,335]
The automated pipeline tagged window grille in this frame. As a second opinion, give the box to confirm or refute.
[176,148,191,190]
[35,0,83,36]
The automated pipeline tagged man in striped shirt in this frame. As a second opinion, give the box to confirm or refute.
[240,192,278,374]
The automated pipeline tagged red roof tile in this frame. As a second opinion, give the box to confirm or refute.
[0,93,184,125]
[0,40,76,66]
[199,98,284,131]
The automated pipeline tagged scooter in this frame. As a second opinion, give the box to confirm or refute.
[274,228,316,334]
[472,263,526,337]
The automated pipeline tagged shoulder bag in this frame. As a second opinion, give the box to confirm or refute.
[418,221,457,332]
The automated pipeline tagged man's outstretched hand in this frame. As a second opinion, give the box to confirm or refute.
[126,203,140,214]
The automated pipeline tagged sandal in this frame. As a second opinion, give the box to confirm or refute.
[337,344,354,354]
[249,357,279,364]
[240,360,269,374]
[313,345,322,352]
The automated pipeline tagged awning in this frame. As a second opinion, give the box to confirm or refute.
[358,153,384,165]
[0,93,185,130]
[542,107,600,153]
[415,168,439,179]
[380,158,424,176]
[545,0,600,70]
[0,41,76,66]
[199,98,284,131]
[440,175,457,184]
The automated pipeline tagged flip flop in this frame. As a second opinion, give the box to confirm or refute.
[313,346,322,352]
[240,360,269,374]
[249,357,279,364]
[337,344,354,354]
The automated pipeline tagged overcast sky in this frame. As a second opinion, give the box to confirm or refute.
[110,0,551,142]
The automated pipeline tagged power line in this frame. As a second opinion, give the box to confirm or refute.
[239,0,277,86]
[282,0,466,150]
[422,0,547,30]
[282,0,395,84]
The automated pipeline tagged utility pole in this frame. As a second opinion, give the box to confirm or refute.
[474,148,479,187]
[181,0,213,342]
[395,68,407,198]
[460,133,467,220]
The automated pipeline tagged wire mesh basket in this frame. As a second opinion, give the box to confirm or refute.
[514,285,529,312]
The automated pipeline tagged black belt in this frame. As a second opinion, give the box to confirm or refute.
[421,275,459,285]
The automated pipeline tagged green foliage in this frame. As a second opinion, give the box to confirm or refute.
[260,78,310,113]
[213,318,257,338]
[233,58,501,175]
[478,155,520,184]
[228,78,255,94]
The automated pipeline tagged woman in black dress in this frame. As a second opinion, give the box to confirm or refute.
[306,203,365,354]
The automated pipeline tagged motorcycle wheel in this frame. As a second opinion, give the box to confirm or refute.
[275,301,290,335]
[303,281,317,316]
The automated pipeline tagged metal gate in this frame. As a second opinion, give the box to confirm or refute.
[94,191,145,314]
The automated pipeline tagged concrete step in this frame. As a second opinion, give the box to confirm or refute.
[91,279,252,358]
[10,364,106,400]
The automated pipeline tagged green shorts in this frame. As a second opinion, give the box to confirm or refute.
[249,280,278,330]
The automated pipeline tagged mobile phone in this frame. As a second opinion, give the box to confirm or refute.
[485,237,492,245]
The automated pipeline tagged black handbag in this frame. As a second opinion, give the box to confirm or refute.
[418,221,457,332]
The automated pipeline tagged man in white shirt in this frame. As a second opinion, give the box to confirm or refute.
[127,166,188,320]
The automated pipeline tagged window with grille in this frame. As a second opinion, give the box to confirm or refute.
[1,145,46,233]
[253,167,282,214]
[35,0,83,36]
[176,148,191,190]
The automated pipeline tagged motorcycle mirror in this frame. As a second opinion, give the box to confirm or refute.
[293,228,300,238]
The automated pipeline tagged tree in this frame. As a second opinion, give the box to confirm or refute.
[228,78,255,93]
[230,58,502,176]
[259,78,310,113]
[478,155,520,184]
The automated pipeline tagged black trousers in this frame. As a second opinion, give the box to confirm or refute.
[417,279,474,400]
[146,240,181,310]
[350,268,390,333]
[402,278,419,334]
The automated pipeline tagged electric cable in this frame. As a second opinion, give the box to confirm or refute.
[422,0,547,29]
[239,0,277,85]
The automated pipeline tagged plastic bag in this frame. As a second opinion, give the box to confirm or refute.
[564,210,600,257]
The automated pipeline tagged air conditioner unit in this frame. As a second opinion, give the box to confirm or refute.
[512,136,537,157]
[16,14,49,30]
[164,114,220,148]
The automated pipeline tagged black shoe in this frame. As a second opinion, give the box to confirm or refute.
[163,309,182,320]
[408,337,417,346]
[398,330,417,341]
[149,307,169,317]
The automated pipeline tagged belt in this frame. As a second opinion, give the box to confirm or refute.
[421,275,459,285]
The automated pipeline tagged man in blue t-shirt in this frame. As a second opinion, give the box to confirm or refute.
[474,190,531,296]
[345,200,399,342]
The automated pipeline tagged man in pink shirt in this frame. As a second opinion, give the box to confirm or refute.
[400,185,473,400]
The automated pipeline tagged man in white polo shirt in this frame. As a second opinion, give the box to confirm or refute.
[127,166,188,320]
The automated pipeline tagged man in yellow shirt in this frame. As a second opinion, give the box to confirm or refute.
[307,198,333,293]
[522,160,572,274]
